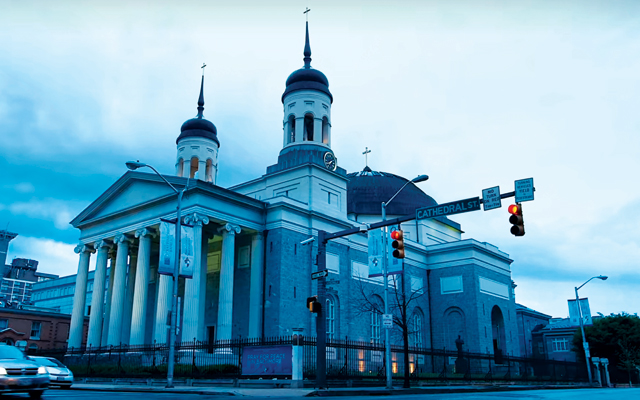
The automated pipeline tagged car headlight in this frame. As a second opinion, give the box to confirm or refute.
[0,367,7,375]
[38,366,47,374]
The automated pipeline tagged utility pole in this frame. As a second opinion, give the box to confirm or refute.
[315,230,327,389]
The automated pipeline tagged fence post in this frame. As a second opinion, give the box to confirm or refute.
[87,344,91,376]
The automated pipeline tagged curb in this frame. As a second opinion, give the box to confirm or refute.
[66,386,237,396]
[309,385,593,397]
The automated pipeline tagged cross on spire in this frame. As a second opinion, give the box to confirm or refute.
[201,62,206,76]
[304,7,311,21]
[363,147,371,167]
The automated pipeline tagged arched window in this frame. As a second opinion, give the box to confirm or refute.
[190,157,199,179]
[303,113,314,141]
[370,295,383,344]
[177,158,184,177]
[288,115,296,144]
[412,309,424,349]
[205,159,213,183]
[444,306,466,351]
[322,117,329,144]
[326,297,335,340]
[491,305,506,363]
[3,338,14,345]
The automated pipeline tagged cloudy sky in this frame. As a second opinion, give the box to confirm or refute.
[1,0,638,318]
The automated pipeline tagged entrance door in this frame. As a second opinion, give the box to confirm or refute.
[207,326,215,353]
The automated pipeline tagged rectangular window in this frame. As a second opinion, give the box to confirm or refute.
[371,311,381,344]
[326,253,340,274]
[410,275,424,294]
[552,338,569,352]
[0,319,7,329]
[326,299,335,340]
[238,246,251,269]
[30,321,42,339]
[413,314,423,348]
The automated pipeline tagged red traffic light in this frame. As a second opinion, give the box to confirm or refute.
[508,204,522,215]
[391,230,403,240]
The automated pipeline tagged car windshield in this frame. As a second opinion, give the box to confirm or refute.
[29,357,58,367]
[46,358,66,368]
[0,345,26,360]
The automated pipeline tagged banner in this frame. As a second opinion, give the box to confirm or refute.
[368,228,383,277]
[568,298,593,326]
[159,220,195,278]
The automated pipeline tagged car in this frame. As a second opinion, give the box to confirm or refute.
[27,356,74,388]
[0,344,49,398]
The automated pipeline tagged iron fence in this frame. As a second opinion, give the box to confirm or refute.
[30,337,587,383]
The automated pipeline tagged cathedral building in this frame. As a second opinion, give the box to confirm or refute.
[65,22,520,358]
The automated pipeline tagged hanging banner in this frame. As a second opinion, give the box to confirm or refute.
[368,228,383,278]
[568,298,593,326]
[158,219,195,278]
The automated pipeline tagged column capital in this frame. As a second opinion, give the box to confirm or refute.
[219,223,241,235]
[135,227,158,239]
[184,213,210,227]
[113,233,134,245]
[95,239,113,251]
[74,244,95,254]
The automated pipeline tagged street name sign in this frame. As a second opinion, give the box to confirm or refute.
[482,186,501,211]
[311,270,328,280]
[382,313,393,329]
[416,197,481,220]
[515,178,534,203]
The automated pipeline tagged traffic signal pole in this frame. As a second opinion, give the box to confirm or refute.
[381,203,393,389]
[316,230,328,389]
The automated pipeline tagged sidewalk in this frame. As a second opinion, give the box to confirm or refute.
[66,382,593,397]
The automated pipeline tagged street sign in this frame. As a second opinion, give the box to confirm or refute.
[311,270,328,280]
[416,197,481,220]
[515,178,534,203]
[382,314,393,329]
[482,186,501,211]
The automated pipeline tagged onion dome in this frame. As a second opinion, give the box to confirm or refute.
[177,75,220,146]
[282,21,333,103]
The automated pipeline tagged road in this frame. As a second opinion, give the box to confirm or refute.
[0,388,638,400]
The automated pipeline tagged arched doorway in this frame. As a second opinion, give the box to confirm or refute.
[491,305,506,364]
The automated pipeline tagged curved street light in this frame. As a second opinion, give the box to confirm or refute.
[575,275,608,385]
[126,161,184,388]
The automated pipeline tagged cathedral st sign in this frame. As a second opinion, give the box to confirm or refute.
[416,197,481,220]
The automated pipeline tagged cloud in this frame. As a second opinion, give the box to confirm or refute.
[6,236,80,277]
[2,199,85,230]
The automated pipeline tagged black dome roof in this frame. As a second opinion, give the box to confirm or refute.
[176,74,220,146]
[282,21,333,103]
[347,167,438,216]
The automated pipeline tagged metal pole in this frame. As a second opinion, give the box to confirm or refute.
[382,202,392,389]
[575,286,592,385]
[316,230,327,389]
[166,188,184,388]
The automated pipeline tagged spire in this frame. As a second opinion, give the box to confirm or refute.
[303,21,312,69]
[197,63,206,118]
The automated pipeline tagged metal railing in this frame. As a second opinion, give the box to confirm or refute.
[30,337,586,383]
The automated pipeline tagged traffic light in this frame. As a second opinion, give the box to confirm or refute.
[508,204,525,236]
[391,229,405,258]
[306,296,321,313]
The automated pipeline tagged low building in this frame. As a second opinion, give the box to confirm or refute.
[0,307,88,351]
[531,318,578,362]
[515,303,551,358]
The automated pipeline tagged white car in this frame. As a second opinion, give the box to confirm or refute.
[28,356,73,388]
[0,345,49,398]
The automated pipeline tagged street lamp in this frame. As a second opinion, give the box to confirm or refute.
[575,275,607,385]
[381,174,428,389]
[126,161,185,388]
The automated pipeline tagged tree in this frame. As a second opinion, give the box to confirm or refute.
[353,272,427,388]
[573,313,640,384]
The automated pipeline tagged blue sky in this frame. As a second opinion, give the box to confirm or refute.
[1,0,639,317]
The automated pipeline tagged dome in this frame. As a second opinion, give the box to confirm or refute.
[176,75,220,146]
[177,117,219,146]
[281,21,333,103]
[347,167,438,216]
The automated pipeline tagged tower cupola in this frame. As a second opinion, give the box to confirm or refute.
[176,69,220,183]
[281,21,333,154]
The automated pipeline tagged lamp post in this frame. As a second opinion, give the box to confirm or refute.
[126,161,185,388]
[381,174,428,389]
[575,275,607,385]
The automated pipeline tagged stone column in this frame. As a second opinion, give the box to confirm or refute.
[216,223,241,341]
[295,117,304,142]
[129,228,157,346]
[120,248,138,346]
[87,240,112,349]
[154,274,172,344]
[248,232,264,338]
[101,250,117,347]
[107,234,133,346]
[182,213,209,343]
[68,244,95,350]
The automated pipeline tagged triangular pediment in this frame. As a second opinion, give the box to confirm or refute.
[71,171,184,227]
